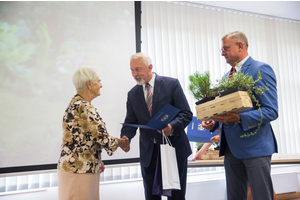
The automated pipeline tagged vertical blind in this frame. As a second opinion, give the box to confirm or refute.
[141,1,300,157]
[0,164,143,193]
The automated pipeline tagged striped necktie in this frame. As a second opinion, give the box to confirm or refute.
[145,83,153,116]
[229,66,236,78]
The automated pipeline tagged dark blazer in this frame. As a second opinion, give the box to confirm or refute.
[214,56,278,159]
[121,74,193,167]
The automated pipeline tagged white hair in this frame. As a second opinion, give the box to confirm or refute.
[72,66,99,91]
[130,52,152,67]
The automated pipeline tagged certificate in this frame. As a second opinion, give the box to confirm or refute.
[187,116,217,143]
[122,103,180,130]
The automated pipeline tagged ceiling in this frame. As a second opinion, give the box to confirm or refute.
[189,1,300,21]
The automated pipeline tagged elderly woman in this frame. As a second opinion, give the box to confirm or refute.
[57,66,128,200]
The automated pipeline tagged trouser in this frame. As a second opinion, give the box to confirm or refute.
[224,145,274,200]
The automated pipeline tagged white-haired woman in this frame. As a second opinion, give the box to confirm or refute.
[57,66,129,200]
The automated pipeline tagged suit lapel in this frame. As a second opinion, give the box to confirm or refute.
[152,74,162,115]
[241,56,253,74]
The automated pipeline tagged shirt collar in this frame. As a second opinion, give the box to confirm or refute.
[235,55,250,72]
[144,73,155,88]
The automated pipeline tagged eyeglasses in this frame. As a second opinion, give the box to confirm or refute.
[220,42,241,52]
[219,46,230,52]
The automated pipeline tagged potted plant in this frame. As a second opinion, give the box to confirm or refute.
[215,66,269,138]
[188,71,218,105]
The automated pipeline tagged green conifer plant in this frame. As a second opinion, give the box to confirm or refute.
[188,71,218,101]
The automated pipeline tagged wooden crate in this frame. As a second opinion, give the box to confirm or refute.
[201,150,224,160]
[196,91,253,121]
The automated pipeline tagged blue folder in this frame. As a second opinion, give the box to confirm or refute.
[187,116,217,143]
[122,103,180,130]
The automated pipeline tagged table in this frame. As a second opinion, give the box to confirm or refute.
[188,158,300,167]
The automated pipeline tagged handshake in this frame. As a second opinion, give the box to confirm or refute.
[117,136,130,152]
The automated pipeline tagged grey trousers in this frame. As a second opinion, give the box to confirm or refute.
[224,146,274,200]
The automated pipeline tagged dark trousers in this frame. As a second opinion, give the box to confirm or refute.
[141,144,188,200]
[224,145,274,200]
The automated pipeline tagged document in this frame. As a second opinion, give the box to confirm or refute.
[187,116,217,143]
[122,103,180,130]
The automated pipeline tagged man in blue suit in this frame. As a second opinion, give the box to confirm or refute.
[120,52,192,200]
[202,31,278,200]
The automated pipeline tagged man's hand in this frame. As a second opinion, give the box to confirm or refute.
[158,124,173,136]
[211,112,240,124]
[201,120,215,130]
[121,144,130,152]
[120,136,130,152]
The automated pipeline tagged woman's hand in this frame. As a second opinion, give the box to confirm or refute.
[118,136,129,147]
[192,150,203,161]
[192,143,212,161]
[100,161,105,173]
[210,135,220,143]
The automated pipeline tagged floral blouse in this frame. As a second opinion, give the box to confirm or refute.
[58,94,118,174]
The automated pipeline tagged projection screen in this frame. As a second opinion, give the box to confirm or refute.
[0,1,139,172]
